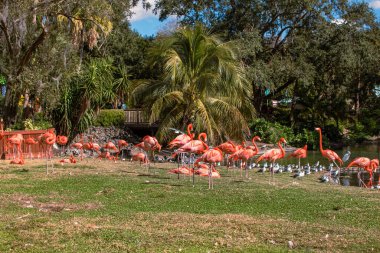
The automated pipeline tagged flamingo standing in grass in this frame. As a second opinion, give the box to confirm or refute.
[236,136,261,178]
[24,137,38,159]
[168,124,195,149]
[39,129,56,173]
[8,134,24,165]
[217,141,238,168]
[288,145,307,170]
[256,137,287,178]
[315,127,343,182]
[315,128,343,166]
[131,150,149,171]
[195,147,223,189]
[117,140,129,160]
[176,133,209,154]
[174,132,208,182]
[103,142,118,162]
[228,142,245,170]
[56,135,68,156]
[71,134,84,160]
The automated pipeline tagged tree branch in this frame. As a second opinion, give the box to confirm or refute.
[0,20,14,57]
[16,28,47,75]
[266,77,296,99]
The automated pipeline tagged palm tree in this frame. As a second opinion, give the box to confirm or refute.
[132,25,254,144]
[113,65,132,108]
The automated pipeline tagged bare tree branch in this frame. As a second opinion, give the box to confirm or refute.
[0,19,14,57]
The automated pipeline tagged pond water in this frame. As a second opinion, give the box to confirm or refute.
[280,142,380,167]
[278,142,380,187]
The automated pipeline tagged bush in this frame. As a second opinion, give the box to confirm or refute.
[249,118,317,148]
[94,109,126,127]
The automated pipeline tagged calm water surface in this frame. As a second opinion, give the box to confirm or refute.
[279,143,380,167]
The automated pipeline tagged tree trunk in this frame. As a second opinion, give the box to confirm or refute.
[3,82,22,127]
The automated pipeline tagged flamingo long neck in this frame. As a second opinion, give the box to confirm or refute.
[318,129,324,153]
[278,140,285,157]
[198,133,207,142]
[252,137,259,153]
[187,124,194,139]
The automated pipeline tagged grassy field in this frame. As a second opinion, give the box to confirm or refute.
[0,159,379,252]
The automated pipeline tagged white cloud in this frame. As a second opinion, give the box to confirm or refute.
[129,0,157,22]
[331,18,345,25]
[369,0,380,9]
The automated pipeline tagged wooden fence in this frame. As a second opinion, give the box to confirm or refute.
[124,109,149,125]
[0,129,54,160]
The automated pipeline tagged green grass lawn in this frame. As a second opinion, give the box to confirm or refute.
[0,160,379,252]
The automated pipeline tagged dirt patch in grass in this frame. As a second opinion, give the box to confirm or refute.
[12,212,375,252]
[8,194,102,213]
[122,212,378,252]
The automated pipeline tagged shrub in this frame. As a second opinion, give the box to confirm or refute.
[94,109,126,127]
[249,118,317,148]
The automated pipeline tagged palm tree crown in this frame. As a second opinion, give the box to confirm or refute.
[133,24,254,144]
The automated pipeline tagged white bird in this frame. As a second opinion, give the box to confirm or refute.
[293,170,305,178]
[342,151,351,163]
[168,128,185,134]
[320,175,330,183]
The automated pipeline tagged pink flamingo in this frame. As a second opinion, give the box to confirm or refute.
[169,166,194,175]
[288,145,307,170]
[256,137,287,177]
[103,142,118,162]
[70,134,84,160]
[40,129,56,173]
[116,140,129,160]
[56,135,68,155]
[131,151,150,171]
[8,134,24,164]
[176,133,209,154]
[315,128,343,166]
[195,147,223,189]
[348,157,378,188]
[168,124,195,149]
[217,140,238,168]
[24,137,38,159]
[59,154,77,165]
[236,136,261,178]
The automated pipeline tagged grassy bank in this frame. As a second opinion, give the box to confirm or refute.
[0,160,379,252]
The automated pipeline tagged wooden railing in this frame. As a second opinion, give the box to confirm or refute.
[124,109,149,124]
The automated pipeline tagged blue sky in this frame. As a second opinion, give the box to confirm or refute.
[130,0,380,37]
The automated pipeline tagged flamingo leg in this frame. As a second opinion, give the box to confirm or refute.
[332,160,341,184]
[208,163,212,190]
[298,157,301,172]
[245,160,249,178]
[240,160,243,177]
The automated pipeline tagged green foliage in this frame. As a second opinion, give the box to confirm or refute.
[250,118,317,148]
[11,113,53,131]
[347,122,368,143]
[0,74,5,85]
[52,58,123,138]
[94,109,126,127]
[133,24,254,144]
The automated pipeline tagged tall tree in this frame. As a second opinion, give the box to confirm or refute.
[132,25,254,144]
[0,0,136,127]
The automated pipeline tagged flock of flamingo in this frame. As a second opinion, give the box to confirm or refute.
[0,124,379,190]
